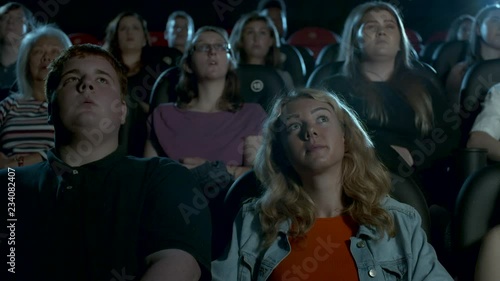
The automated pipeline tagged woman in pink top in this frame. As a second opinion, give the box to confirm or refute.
[144,26,267,182]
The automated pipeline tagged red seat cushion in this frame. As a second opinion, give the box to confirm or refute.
[287,27,340,58]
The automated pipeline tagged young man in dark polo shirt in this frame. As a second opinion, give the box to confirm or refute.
[0,44,211,281]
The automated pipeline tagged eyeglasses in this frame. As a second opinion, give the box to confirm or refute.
[192,43,230,53]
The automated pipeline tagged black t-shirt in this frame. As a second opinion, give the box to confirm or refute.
[321,73,459,172]
[0,148,211,281]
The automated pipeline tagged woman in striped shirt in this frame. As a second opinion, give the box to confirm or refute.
[0,25,71,168]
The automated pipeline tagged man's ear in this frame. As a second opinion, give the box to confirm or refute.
[120,99,127,125]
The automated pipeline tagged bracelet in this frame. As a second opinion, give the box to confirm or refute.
[16,155,24,167]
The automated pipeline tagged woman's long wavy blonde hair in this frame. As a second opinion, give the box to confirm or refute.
[254,88,395,247]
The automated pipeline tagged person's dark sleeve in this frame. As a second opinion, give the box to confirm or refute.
[139,158,212,280]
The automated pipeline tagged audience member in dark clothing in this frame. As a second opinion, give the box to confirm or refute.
[257,0,288,44]
[103,12,182,156]
[165,10,195,54]
[0,44,211,281]
[321,2,459,206]
[446,4,500,101]
[446,14,474,42]
[230,11,294,90]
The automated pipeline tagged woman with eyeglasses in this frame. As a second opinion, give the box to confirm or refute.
[144,26,267,185]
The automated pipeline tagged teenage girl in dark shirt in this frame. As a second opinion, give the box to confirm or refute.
[321,2,459,202]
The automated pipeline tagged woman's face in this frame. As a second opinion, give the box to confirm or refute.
[280,98,345,175]
[241,20,274,63]
[357,9,401,61]
[457,19,472,41]
[117,15,147,51]
[0,7,27,44]
[479,9,500,50]
[29,36,65,83]
[188,31,230,81]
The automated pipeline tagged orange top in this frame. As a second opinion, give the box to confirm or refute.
[268,215,360,281]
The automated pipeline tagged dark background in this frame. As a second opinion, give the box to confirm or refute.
[14,0,495,43]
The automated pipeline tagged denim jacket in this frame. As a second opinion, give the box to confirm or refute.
[212,196,453,281]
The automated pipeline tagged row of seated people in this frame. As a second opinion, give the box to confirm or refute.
[0,2,291,152]
[306,4,500,161]
[0,20,283,185]
[1,1,499,280]
[312,3,500,114]
[418,14,472,64]
[2,0,496,210]
[2,40,498,280]
[1,0,497,212]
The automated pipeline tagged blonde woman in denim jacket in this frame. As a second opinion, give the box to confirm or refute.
[211,89,453,281]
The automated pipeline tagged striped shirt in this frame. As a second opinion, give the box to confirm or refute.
[0,95,54,158]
